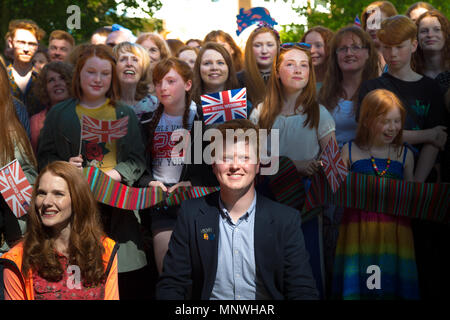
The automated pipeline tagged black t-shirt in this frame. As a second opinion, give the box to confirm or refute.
[357,73,448,131]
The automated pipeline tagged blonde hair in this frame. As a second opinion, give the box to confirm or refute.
[113,42,152,101]
[136,33,171,61]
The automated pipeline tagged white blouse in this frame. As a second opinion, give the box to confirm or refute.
[250,104,335,161]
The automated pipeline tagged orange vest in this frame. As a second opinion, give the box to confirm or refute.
[1,237,118,300]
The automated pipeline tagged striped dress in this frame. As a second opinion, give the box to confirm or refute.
[332,142,419,299]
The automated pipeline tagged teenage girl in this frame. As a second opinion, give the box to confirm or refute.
[333,89,419,300]
[250,43,336,298]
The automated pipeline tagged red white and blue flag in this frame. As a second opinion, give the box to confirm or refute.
[81,115,129,143]
[0,159,32,218]
[320,137,348,193]
[354,15,362,27]
[201,88,247,125]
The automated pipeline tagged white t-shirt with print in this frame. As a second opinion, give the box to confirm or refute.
[152,108,196,184]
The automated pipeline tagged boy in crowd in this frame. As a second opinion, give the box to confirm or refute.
[48,30,75,62]
[5,19,45,116]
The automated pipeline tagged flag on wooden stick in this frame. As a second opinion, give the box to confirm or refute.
[320,137,348,193]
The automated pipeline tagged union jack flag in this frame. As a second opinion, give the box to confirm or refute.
[201,88,247,125]
[320,137,348,193]
[81,115,129,143]
[0,159,32,218]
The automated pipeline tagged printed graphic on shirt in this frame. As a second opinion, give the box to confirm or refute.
[83,140,110,168]
[152,125,187,167]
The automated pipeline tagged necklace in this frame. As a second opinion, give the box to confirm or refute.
[369,145,391,177]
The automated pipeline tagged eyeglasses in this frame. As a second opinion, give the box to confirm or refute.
[280,42,311,50]
[13,40,38,49]
[336,45,367,54]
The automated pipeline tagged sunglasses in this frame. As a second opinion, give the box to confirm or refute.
[280,42,311,50]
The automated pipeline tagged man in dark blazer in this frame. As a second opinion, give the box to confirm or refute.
[156,119,319,300]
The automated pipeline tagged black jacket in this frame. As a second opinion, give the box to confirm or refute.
[156,192,319,300]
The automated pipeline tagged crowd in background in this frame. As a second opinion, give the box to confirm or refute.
[0,1,449,300]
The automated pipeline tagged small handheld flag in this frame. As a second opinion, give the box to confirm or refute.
[201,88,247,125]
[0,160,32,218]
[81,115,129,143]
[354,15,362,27]
[320,138,348,193]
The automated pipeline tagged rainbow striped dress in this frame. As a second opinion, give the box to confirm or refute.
[332,142,419,299]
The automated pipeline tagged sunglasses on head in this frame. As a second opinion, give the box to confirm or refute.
[280,42,312,50]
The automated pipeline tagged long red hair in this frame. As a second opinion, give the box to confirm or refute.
[22,161,106,286]
[0,63,37,168]
[258,46,319,130]
[243,27,280,106]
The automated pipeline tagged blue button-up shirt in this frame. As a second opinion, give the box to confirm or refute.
[210,193,270,300]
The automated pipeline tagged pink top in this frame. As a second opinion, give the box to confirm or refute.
[30,108,48,155]
[32,252,105,300]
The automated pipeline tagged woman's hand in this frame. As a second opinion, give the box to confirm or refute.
[104,169,122,182]
[294,159,322,176]
[68,154,83,169]
[167,181,192,194]
[148,180,168,192]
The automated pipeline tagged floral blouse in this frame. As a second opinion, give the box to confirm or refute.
[32,253,105,300]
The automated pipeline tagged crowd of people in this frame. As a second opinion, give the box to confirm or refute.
[0,1,449,300]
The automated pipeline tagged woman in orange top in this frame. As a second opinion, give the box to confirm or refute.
[1,161,119,300]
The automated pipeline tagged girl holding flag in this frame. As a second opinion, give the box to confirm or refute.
[332,89,419,299]
[191,42,241,115]
[0,63,38,299]
[36,44,147,299]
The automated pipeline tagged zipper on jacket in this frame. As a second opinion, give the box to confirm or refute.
[0,258,29,300]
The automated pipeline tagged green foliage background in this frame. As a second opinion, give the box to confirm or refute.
[271,0,449,42]
[1,0,162,51]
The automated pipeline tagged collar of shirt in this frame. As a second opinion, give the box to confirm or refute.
[218,193,257,225]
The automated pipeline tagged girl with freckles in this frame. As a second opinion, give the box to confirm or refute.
[332,89,419,300]
[139,57,198,275]
[250,43,336,298]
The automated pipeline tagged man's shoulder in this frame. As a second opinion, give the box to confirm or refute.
[256,194,299,218]
[180,191,220,214]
